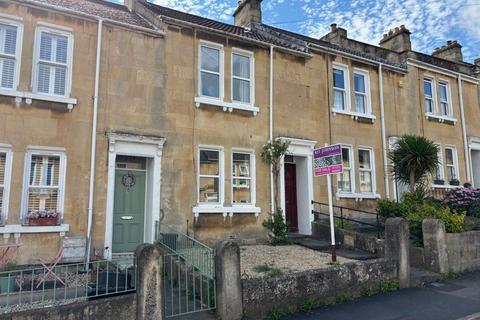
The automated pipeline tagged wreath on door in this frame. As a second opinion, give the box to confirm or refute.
[121,172,136,190]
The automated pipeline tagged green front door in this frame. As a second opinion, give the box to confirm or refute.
[112,169,146,253]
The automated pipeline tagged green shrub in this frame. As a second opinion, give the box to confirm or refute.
[267,308,283,320]
[468,199,480,218]
[299,298,320,312]
[252,264,283,278]
[263,209,290,246]
[379,280,399,293]
[377,199,408,219]
[335,292,352,304]
[360,287,374,297]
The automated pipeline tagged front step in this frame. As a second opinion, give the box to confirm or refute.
[294,238,377,260]
[410,267,441,287]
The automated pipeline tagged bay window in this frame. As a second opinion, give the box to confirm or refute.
[22,148,66,225]
[232,152,254,204]
[338,146,354,193]
[0,17,22,90]
[199,43,223,99]
[358,148,374,193]
[33,26,73,97]
[232,50,253,104]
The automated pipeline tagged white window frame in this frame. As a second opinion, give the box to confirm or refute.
[358,146,376,194]
[0,14,23,92]
[0,144,13,224]
[20,147,67,223]
[231,149,256,207]
[432,143,445,183]
[424,77,437,114]
[353,69,372,115]
[337,144,355,194]
[438,79,453,117]
[198,41,224,101]
[32,23,74,98]
[444,145,459,184]
[332,63,351,112]
[197,145,224,206]
[231,48,255,106]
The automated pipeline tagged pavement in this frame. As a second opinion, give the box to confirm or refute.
[282,271,480,320]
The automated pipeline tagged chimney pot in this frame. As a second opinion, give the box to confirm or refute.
[331,23,337,31]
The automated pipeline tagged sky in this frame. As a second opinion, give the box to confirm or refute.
[112,0,480,63]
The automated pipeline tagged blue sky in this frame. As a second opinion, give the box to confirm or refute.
[112,0,480,63]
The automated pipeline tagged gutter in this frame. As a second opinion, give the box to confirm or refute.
[407,59,478,84]
[458,75,471,182]
[269,45,275,213]
[11,0,165,37]
[85,19,103,266]
[378,64,390,198]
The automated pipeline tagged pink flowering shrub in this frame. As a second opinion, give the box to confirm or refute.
[442,188,480,216]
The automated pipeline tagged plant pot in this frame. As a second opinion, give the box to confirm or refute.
[0,276,15,293]
[449,180,460,186]
[28,217,58,226]
[433,179,445,185]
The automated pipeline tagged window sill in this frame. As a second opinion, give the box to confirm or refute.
[336,192,380,201]
[194,96,259,116]
[425,113,457,125]
[0,224,69,234]
[0,89,77,111]
[431,184,462,189]
[332,109,376,123]
[192,205,261,217]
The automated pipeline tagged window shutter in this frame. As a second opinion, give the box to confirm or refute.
[55,36,68,64]
[54,67,66,95]
[39,33,52,61]
[0,58,15,89]
[37,64,51,94]
[3,25,17,55]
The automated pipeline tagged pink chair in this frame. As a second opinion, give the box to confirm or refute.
[35,238,66,288]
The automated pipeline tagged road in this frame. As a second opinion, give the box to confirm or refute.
[283,271,480,320]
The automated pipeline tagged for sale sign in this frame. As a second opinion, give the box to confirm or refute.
[313,144,343,177]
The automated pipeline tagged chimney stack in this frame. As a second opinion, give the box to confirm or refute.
[124,0,145,11]
[379,25,411,53]
[320,23,348,44]
[233,0,263,28]
[432,40,463,63]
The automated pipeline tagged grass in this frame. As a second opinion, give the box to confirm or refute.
[299,297,321,312]
[267,308,283,320]
[379,279,400,293]
[440,271,463,283]
[253,264,283,278]
[361,287,374,297]
[335,292,352,304]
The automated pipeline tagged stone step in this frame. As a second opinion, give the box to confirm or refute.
[410,267,441,287]
[295,239,377,260]
[294,238,333,251]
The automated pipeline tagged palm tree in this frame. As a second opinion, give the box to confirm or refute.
[389,135,440,193]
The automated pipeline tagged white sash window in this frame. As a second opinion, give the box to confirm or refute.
[0,17,22,90]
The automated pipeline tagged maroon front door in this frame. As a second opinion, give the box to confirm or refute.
[284,163,298,232]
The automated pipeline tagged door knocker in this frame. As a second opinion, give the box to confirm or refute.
[122,172,136,191]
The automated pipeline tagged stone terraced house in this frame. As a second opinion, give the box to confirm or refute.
[0,0,479,263]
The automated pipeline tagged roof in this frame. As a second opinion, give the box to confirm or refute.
[17,0,154,30]
[144,1,406,69]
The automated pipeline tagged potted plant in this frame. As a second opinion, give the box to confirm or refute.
[449,178,460,186]
[0,263,17,294]
[433,179,445,185]
[26,210,60,226]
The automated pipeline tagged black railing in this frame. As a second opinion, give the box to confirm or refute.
[311,200,384,239]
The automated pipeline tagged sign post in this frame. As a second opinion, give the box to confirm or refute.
[313,144,343,262]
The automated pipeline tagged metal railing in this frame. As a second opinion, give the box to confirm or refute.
[158,224,215,279]
[163,253,216,318]
[0,257,135,314]
[312,201,384,238]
